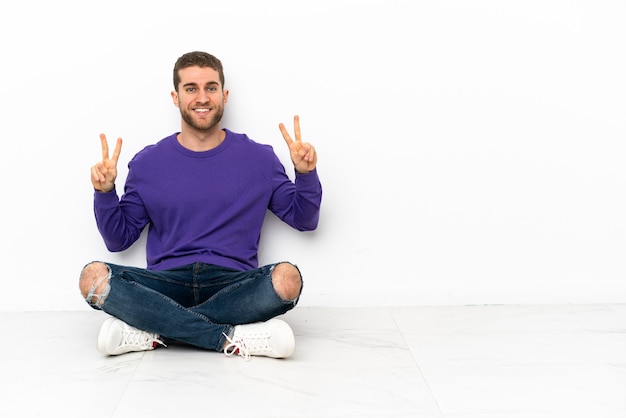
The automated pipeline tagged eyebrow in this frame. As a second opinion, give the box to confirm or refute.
[182,81,220,89]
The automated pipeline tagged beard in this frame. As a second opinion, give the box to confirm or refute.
[180,104,225,132]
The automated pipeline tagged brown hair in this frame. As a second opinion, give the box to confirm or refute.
[173,51,225,91]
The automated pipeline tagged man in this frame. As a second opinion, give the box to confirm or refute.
[79,51,322,360]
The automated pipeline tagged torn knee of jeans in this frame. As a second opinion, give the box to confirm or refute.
[80,262,112,308]
[271,262,302,302]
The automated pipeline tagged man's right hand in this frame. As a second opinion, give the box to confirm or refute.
[91,133,122,192]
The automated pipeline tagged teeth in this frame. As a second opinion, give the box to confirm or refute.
[196,109,209,113]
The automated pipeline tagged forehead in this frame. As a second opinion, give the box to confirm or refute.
[178,66,221,87]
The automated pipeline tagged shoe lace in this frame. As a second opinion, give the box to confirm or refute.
[123,323,166,349]
[223,332,271,361]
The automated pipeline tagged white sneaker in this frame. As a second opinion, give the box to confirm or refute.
[223,318,295,360]
[97,317,165,356]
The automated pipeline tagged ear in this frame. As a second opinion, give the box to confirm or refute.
[223,89,229,104]
[171,90,179,107]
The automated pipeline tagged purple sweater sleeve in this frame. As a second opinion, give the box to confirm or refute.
[93,187,149,252]
[270,167,322,231]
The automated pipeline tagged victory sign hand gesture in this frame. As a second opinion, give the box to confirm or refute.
[279,115,317,174]
[91,133,122,193]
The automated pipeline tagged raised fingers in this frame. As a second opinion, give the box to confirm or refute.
[100,133,123,164]
[279,115,301,146]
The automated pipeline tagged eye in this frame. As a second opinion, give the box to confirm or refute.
[186,87,196,93]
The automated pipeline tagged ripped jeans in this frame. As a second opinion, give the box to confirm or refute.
[80,261,302,352]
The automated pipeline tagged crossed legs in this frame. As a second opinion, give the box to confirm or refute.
[79,261,302,358]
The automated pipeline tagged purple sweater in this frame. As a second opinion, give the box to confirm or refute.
[94,129,322,271]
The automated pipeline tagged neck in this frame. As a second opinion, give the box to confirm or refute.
[177,126,225,152]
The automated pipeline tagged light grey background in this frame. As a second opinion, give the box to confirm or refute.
[1,0,624,311]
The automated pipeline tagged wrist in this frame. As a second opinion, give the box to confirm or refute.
[94,186,115,193]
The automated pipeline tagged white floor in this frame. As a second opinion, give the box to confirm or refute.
[1,304,625,417]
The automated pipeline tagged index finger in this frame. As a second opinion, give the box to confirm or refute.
[279,123,293,146]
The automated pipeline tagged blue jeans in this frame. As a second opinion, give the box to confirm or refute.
[83,261,302,351]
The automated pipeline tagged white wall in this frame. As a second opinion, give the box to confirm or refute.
[1,0,624,311]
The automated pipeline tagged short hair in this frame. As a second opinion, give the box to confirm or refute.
[173,51,225,91]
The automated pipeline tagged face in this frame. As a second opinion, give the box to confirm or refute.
[171,66,229,132]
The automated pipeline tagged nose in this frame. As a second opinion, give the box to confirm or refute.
[195,89,211,104]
